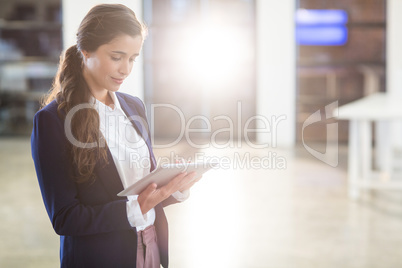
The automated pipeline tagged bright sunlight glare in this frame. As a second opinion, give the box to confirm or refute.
[179,26,250,87]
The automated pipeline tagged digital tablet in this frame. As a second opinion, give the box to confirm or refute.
[117,162,219,196]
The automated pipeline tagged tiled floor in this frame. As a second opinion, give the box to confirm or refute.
[1,137,402,268]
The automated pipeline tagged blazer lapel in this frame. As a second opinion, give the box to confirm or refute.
[93,93,156,199]
[116,93,157,171]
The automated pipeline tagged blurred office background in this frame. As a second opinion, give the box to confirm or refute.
[1,0,402,267]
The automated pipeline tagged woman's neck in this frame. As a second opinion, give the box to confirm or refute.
[93,90,114,107]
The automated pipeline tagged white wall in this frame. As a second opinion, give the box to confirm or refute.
[256,0,296,148]
[62,0,144,99]
[386,0,402,147]
[387,0,402,96]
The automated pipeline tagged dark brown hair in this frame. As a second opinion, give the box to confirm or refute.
[44,4,146,183]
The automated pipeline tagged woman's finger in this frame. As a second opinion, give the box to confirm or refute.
[161,172,188,194]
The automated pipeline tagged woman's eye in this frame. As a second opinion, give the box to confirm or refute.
[111,57,121,61]
[129,58,136,63]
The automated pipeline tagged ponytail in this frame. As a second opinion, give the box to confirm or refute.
[43,45,108,183]
[44,45,86,109]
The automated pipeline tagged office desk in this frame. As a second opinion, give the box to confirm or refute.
[334,92,402,199]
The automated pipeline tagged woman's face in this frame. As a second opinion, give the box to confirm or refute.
[82,34,143,97]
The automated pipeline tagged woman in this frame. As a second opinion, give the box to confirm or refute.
[31,4,197,268]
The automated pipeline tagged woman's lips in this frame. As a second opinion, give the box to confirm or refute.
[111,77,124,84]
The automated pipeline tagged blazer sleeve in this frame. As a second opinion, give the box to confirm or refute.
[31,108,132,236]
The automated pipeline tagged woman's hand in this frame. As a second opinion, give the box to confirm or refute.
[137,171,196,214]
[173,158,202,192]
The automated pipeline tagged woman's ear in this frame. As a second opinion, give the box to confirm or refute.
[81,50,90,60]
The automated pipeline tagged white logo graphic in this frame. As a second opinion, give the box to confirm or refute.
[302,101,339,167]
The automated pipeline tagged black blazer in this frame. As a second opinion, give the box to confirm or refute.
[31,92,174,267]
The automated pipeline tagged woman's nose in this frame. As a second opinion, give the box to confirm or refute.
[119,61,130,75]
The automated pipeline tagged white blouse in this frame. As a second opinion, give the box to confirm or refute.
[92,92,188,231]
